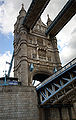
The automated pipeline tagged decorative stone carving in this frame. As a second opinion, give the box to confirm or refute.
[14,5,61,85]
[37,38,43,46]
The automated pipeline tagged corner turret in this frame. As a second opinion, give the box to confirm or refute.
[19,4,26,18]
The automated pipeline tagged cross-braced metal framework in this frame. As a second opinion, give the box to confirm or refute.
[36,58,76,105]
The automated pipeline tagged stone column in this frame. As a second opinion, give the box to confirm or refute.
[20,60,28,86]
[20,43,28,86]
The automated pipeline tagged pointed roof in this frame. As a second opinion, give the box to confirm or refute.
[19,4,26,16]
[47,14,52,26]
[37,17,46,27]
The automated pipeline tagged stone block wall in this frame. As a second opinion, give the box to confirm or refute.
[0,86,39,120]
[0,86,76,120]
[39,105,76,120]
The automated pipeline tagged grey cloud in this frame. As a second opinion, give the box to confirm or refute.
[0,0,75,65]
[61,30,76,65]
[72,28,76,35]
[5,0,32,11]
[69,27,76,50]
[69,36,76,49]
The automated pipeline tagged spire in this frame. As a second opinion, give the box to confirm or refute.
[21,3,25,11]
[47,14,50,21]
[47,14,52,26]
[14,4,26,31]
[19,3,26,16]
[38,17,42,24]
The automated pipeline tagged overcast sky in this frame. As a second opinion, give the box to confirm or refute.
[0,0,76,77]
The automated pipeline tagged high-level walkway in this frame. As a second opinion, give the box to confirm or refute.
[23,0,50,30]
[36,58,76,106]
[45,0,76,37]
[23,0,76,37]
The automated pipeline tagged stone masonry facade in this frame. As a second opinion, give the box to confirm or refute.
[0,5,76,120]
[14,5,61,86]
[0,86,39,120]
[0,86,75,120]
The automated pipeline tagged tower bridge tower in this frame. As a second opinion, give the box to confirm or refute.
[0,3,76,120]
[14,5,61,86]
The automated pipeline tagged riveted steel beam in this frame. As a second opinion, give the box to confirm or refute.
[36,58,76,105]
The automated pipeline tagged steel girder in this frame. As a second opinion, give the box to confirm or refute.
[7,51,14,77]
[23,0,50,30]
[36,58,76,105]
[45,0,76,37]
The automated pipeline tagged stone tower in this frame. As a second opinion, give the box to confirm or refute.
[0,4,75,120]
[14,4,61,86]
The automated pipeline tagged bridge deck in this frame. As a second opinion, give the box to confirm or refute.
[36,58,76,105]
[45,0,76,37]
[23,0,50,30]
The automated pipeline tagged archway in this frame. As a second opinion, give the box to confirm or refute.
[33,73,49,82]
[32,72,50,86]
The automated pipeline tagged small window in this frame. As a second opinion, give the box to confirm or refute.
[32,54,36,59]
[29,39,32,44]
[48,57,51,61]
[37,38,43,45]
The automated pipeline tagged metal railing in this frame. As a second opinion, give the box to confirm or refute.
[36,58,76,88]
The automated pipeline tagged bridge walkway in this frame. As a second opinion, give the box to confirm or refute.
[36,58,76,106]
[45,0,76,37]
[23,0,50,30]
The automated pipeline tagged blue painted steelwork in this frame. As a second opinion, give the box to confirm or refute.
[45,0,76,37]
[0,51,19,86]
[30,63,34,72]
[36,58,76,105]
[0,71,9,86]
[7,51,14,77]
[23,0,50,30]
[0,71,12,86]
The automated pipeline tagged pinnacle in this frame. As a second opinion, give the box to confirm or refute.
[47,14,50,21]
[19,3,26,15]
[22,3,24,10]
[47,14,52,26]
[47,14,49,19]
